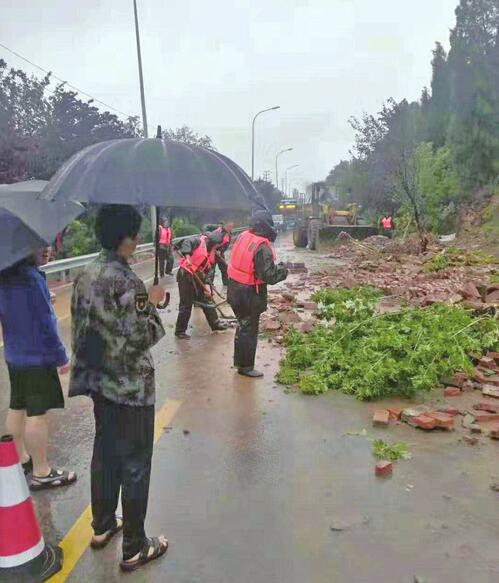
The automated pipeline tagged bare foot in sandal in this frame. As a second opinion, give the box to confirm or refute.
[120,536,168,572]
[30,468,77,491]
[91,517,123,549]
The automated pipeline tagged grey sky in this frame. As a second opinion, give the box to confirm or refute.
[2,0,458,191]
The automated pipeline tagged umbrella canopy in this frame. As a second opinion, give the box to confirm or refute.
[0,180,83,271]
[41,138,268,211]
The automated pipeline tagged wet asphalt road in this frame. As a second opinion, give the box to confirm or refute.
[1,236,499,582]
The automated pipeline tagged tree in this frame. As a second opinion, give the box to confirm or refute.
[0,59,49,182]
[162,125,215,149]
[253,178,281,211]
[423,43,451,147]
[447,0,499,190]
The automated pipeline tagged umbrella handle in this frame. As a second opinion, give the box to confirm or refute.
[154,206,160,285]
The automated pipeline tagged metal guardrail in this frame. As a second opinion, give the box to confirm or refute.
[41,228,248,279]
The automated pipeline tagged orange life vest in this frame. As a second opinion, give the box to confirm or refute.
[159,226,172,245]
[228,230,276,286]
[381,217,393,230]
[179,235,214,274]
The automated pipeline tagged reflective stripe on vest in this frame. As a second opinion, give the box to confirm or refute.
[179,235,212,274]
[381,217,393,230]
[227,230,276,286]
[159,226,172,245]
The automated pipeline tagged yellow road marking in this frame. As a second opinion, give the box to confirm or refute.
[48,399,183,582]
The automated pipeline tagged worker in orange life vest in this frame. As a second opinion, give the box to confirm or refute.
[379,215,395,238]
[227,211,288,378]
[158,217,174,277]
[174,230,229,339]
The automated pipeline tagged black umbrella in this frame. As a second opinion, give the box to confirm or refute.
[0,181,83,271]
[41,134,267,286]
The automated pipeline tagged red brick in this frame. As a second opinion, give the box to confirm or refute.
[487,352,499,365]
[387,408,403,421]
[412,415,437,430]
[444,387,461,397]
[474,369,489,384]
[486,289,499,303]
[486,376,499,387]
[373,409,390,427]
[452,372,468,388]
[473,402,499,414]
[469,411,499,423]
[482,385,499,399]
[460,282,481,300]
[437,406,461,417]
[375,461,393,477]
[427,412,454,430]
[479,357,497,370]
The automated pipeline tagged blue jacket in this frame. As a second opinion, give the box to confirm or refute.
[0,264,68,368]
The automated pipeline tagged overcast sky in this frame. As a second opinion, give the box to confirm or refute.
[2,0,458,191]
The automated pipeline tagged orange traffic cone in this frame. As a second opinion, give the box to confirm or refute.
[0,434,63,582]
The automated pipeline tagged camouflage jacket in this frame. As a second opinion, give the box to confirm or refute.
[68,250,165,406]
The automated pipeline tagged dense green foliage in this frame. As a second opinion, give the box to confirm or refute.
[277,287,499,400]
[326,0,499,232]
[0,59,217,258]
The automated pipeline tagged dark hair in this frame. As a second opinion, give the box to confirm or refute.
[0,257,34,284]
[95,205,142,250]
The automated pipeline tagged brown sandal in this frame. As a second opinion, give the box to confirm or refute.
[120,537,168,572]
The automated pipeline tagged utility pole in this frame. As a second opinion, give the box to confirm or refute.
[133,0,156,241]
[133,0,148,139]
[275,148,293,193]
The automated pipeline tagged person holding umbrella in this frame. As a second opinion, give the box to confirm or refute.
[0,180,82,490]
[0,247,77,489]
[174,230,229,339]
[69,205,168,572]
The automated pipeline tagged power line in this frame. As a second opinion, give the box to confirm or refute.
[0,41,137,120]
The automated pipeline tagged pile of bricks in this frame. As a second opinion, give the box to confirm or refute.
[371,352,499,442]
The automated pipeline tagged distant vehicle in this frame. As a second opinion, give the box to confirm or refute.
[278,199,298,230]
[293,185,377,250]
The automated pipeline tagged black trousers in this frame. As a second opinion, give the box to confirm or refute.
[91,394,154,560]
[215,253,228,286]
[232,306,260,370]
[175,270,219,334]
[159,244,174,276]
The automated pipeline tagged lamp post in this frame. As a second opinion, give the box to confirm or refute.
[251,106,280,180]
[284,164,299,196]
[275,148,293,193]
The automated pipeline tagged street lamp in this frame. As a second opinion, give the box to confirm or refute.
[284,164,299,196]
[275,148,293,192]
[251,106,280,180]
